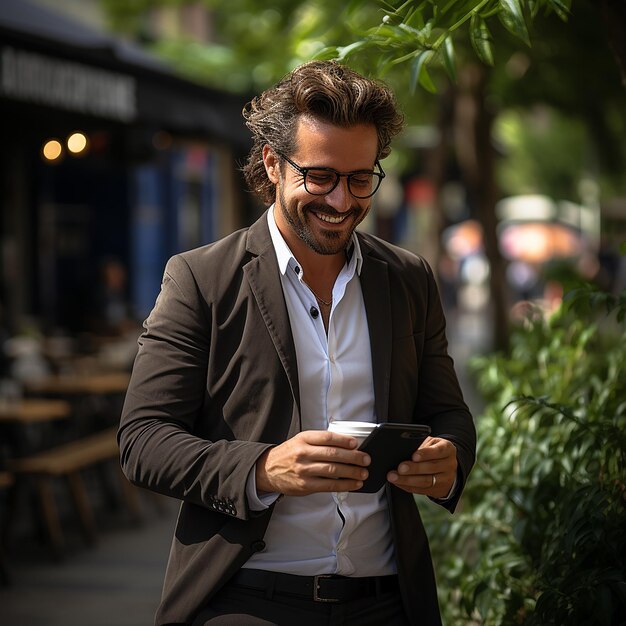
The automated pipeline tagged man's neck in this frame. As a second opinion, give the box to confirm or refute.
[294,245,346,288]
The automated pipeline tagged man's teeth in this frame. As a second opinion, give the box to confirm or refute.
[315,212,346,224]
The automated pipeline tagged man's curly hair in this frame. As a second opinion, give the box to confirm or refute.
[242,60,404,206]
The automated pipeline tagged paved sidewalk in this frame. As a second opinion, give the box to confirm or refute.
[0,495,178,626]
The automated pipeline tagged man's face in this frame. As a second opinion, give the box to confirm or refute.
[269,116,379,257]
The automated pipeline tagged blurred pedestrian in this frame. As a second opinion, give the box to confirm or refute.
[92,258,136,336]
[119,61,475,626]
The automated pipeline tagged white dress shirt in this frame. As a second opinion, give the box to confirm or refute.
[243,207,396,576]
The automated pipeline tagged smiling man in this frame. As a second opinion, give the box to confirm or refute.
[119,61,475,626]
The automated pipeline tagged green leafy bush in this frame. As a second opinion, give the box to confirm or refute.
[420,285,626,625]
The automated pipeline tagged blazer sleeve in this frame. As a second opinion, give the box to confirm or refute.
[118,254,273,521]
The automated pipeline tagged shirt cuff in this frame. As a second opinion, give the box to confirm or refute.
[443,475,458,500]
[431,473,458,503]
[246,463,281,511]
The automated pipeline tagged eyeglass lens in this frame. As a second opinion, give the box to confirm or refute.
[305,170,380,198]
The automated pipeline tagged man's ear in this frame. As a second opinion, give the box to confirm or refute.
[262,145,280,185]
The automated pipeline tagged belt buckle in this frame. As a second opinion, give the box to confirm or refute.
[313,574,340,603]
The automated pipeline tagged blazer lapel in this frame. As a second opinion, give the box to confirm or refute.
[359,237,392,424]
[243,214,301,432]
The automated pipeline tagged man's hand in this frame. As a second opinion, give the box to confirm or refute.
[387,436,457,498]
[256,430,371,496]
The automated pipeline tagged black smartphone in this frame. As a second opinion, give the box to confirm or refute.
[355,423,431,493]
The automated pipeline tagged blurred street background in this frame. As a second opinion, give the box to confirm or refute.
[0,0,624,624]
[0,495,179,625]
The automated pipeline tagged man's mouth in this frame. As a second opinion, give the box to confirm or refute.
[313,211,349,224]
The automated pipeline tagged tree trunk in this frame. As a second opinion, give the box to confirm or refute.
[600,0,626,88]
[454,64,510,351]
[425,85,455,280]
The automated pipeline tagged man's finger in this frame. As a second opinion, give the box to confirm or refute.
[412,437,456,462]
[300,429,360,449]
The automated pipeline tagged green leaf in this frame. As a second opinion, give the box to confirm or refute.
[335,40,366,61]
[398,22,423,38]
[442,35,457,82]
[313,46,341,61]
[367,24,400,39]
[470,13,494,66]
[410,49,434,95]
[546,0,572,20]
[419,62,437,93]
[381,0,412,15]
[405,5,426,30]
[498,0,530,46]
[390,49,422,66]
[528,0,541,19]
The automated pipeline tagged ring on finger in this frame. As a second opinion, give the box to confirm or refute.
[431,474,436,487]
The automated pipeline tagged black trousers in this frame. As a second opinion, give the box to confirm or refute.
[192,571,410,626]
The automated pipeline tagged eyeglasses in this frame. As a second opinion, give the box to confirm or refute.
[277,152,385,199]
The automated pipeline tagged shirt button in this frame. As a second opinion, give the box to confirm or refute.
[251,540,266,552]
[294,265,300,274]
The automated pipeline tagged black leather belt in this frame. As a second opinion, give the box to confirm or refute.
[229,568,399,603]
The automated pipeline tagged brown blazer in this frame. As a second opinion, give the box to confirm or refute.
[119,211,475,626]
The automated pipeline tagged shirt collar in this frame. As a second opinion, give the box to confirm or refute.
[267,205,363,277]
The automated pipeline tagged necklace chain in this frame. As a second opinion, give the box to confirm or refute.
[302,279,332,307]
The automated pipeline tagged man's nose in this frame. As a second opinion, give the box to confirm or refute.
[324,176,352,212]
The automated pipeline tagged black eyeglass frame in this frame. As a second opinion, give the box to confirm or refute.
[276,151,386,199]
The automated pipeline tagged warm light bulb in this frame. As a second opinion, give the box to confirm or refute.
[67,132,88,154]
[42,139,62,161]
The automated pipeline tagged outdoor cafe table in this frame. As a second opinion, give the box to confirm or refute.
[0,396,134,556]
[23,371,131,437]
[0,399,72,424]
[0,399,73,456]
[24,372,131,397]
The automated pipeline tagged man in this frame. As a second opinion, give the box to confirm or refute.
[119,60,475,626]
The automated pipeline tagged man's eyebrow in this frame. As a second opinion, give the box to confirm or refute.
[306,165,376,173]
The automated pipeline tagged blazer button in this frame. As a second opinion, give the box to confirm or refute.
[251,540,266,553]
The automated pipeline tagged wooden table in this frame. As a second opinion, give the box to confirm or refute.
[0,390,134,557]
[7,427,139,555]
[0,398,75,547]
[25,372,131,396]
[0,399,72,424]
[0,399,73,455]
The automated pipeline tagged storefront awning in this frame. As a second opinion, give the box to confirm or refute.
[0,0,250,146]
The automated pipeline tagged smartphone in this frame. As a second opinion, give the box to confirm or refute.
[355,423,431,493]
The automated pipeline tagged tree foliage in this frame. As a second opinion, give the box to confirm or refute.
[101,0,367,93]
[319,0,572,94]
[419,283,626,624]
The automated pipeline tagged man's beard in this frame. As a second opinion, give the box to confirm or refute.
[278,187,367,256]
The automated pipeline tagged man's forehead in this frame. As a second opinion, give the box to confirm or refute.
[292,115,378,166]
[294,114,375,136]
